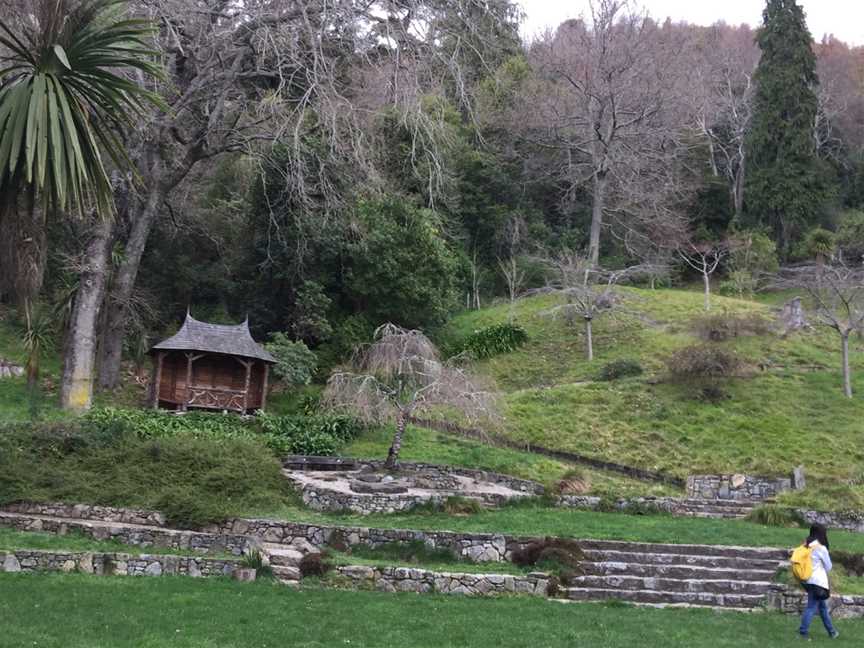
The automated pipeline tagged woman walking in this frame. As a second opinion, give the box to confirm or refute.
[799,524,840,640]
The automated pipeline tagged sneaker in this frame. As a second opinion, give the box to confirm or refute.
[799,635,811,642]
[830,631,840,639]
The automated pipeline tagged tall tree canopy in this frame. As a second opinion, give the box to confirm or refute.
[744,0,831,252]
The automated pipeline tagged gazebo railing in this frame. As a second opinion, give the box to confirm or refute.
[186,385,246,412]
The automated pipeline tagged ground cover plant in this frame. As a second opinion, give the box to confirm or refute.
[1,573,861,648]
[0,528,221,557]
[0,422,295,528]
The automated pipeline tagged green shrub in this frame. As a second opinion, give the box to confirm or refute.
[0,423,291,528]
[666,345,742,381]
[257,412,364,456]
[691,312,772,342]
[511,538,585,578]
[744,505,805,528]
[264,333,318,385]
[83,408,254,440]
[598,359,643,381]
[459,323,528,359]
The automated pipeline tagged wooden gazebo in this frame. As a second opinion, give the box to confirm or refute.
[148,314,276,413]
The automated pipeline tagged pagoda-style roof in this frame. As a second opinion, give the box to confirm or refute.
[150,314,276,363]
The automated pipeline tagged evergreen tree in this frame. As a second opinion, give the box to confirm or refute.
[744,0,831,254]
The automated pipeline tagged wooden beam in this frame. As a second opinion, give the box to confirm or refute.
[183,352,195,411]
[151,352,165,409]
[261,363,270,411]
[241,359,252,413]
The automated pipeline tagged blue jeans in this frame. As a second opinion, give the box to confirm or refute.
[799,584,837,637]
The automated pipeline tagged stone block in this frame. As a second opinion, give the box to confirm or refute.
[231,568,257,582]
[2,554,21,573]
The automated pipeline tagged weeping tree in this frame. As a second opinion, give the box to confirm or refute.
[775,263,864,398]
[322,324,497,468]
[0,0,164,409]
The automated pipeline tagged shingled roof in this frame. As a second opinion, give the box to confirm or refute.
[150,314,276,363]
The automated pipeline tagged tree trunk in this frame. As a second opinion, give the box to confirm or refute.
[385,412,408,469]
[841,332,852,398]
[732,158,745,221]
[584,317,594,361]
[703,271,711,311]
[98,185,165,390]
[60,218,114,411]
[0,201,47,309]
[588,170,607,268]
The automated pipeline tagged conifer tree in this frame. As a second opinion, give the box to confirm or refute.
[745,0,830,254]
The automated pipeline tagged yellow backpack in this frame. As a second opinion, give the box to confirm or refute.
[791,544,814,582]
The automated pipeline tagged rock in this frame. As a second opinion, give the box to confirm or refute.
[144,562,163,576]
[2,554,21,573]
[78,553,95,574]
[730,474,746,489]
[61,560,76,573]
[348,480,408,495]
[0,359,24,379]
[355,473,383,483]
[381,475,394,483]
[780,297,807,332]
[232,568,257,582]
[188,561,202,578]
[793,466,806,491]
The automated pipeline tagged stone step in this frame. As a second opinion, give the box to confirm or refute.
[681,498,761,508]
[581,560,778,582]
[271,565,301,582]
[262,545,304,567]
[581,548,785,571]
[577,539,788,562]
[563,586,766,609]
[569,574,774,596]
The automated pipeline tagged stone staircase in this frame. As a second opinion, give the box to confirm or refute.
[562,539,788,609]
[674,498,762,519]
[261,543,304,585]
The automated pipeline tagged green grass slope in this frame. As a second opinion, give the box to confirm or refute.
[2,574,862,648]
[442,288,864,510]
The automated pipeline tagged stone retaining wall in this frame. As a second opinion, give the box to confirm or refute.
[296,488,469,516]
[0,549,241,578]
[355,461,545,496]
[798,509,864,534]
[205,517,517,562]
[0,512,251,556]
[333,564,550,597]
[3,502,167,527]
[686,473,796,501]
[766,584,864,619]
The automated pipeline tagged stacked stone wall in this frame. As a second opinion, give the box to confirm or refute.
[0,549,241,578]
[766,584,864,619]
[333,564,549,597]
[686,474,793,500]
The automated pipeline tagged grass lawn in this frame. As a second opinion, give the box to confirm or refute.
[1,573,860,647]
[440,287,864,511]
[248,502,864,554]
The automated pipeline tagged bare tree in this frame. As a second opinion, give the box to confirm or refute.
[538,251,641,361]
[498,215,527,322]
[775,263,864,398]
[692,24,758,221]
[677,239,732,311]
[525,1,690,267]
[322,324,497,468]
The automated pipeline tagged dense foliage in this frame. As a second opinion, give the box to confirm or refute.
[82,407,364,457]
[0,421,290,528]
[264,334,318,385]
[457,323,529,359]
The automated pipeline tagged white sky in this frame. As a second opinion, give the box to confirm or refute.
[519,0,864,46]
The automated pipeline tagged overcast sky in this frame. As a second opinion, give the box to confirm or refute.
[519,1,864,46]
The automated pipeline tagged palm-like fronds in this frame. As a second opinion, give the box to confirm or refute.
[0,0,165,217]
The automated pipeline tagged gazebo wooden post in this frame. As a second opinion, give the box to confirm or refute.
[151,352,165,409]
[261,363,270,411]
[241,359,252,413]
[183,352,194,411]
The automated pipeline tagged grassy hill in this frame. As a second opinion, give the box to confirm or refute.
[2,288,863,511]
[441,287,864,510]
